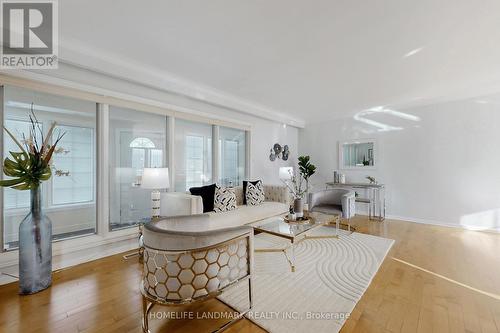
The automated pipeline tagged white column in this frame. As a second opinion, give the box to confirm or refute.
[212,125,220,184]
[245,130,251,179]
[97,103,109,235]
[167,116,175,191]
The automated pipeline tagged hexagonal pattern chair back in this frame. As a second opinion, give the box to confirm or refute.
[140,214,253,332]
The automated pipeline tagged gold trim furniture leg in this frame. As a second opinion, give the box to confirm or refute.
[142,296,154,333]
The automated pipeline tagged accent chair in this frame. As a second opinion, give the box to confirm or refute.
[140,214,253,332]
[308,189,356,231]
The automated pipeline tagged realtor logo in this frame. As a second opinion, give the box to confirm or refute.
[1,0,58,69]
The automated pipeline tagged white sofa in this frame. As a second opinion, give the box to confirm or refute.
[160,185,290,229]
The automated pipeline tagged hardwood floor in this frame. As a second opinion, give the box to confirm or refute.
[1,216,500,333]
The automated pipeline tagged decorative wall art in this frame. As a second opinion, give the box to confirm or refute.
[269,143,290,161]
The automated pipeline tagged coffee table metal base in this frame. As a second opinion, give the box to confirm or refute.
[255,227,339,272]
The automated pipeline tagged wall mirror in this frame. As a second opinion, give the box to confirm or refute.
[339,139,376,169]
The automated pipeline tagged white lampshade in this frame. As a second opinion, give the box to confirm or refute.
[279,167,293,180]
[141,168,170,189]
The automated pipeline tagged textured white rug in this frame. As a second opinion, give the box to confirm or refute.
[219,227,394,333]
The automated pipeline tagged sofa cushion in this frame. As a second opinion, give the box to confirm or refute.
[214,186,237,212]
[246,181,265,206]
[189,183,216,212]
[242,180,261,204]
[207,201,288,228]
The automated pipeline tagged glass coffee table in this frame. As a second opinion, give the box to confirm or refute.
[253,213,340,272]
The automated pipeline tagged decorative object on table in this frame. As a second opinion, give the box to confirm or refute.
[189,183,216,212]
[269,143,290,161]
[141,168,170,218]
[366,176,377,184]
[246,181,265,206]
[293,198,304,218]
[340,173,346,184]
[0,106,65,295]
[283,215,311,224]
[333,170,339,183]
[214,186,237,212]
[288,205,296,221]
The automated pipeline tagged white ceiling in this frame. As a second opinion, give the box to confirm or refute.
[59,0,500,125]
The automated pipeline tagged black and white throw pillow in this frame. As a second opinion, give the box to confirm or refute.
[214,186,237,212]
[243,180,261,204]
[246,181,265,206]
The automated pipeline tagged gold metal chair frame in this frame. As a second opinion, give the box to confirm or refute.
[140,233,253,333]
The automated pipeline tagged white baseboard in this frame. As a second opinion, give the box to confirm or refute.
[379,214,500,233]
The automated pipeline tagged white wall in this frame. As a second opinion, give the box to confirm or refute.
[31,63,299,184]
[299,95,500,231]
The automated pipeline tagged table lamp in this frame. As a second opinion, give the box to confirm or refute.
[141,168,170,219]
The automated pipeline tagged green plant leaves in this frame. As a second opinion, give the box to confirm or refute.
[0,151,51,191]
[298,155,316,180]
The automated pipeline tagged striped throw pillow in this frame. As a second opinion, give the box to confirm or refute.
[246,181,265,206]
[214,186,237,212]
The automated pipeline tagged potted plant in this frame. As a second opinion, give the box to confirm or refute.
[281,156,316,218]
[0,106,64,294]
[298,155,316,202]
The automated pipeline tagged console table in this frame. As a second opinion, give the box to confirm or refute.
[325,182,386,221]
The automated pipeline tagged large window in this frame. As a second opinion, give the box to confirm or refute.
[109,106,167,230]
[0,83,251,251]
[2,86,97,250]
[174,119,212,191]
[219,126,246,186]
